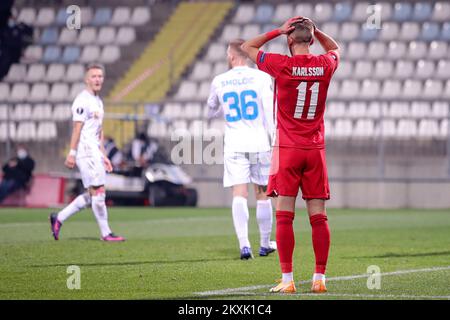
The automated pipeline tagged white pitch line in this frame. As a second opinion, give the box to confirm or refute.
[194,265,450,297]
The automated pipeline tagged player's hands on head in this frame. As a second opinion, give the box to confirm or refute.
[65,155,76,169]
[279,16,303,34]
[103,157,113,173]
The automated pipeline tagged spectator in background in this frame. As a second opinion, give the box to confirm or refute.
[0,145,35,203]
[128,132,159,175]
[104,136,123,171]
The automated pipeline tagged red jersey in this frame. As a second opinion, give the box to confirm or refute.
[256,50,339,149]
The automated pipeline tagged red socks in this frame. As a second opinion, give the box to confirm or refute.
[309,213,330,274]
[275,211,295,273]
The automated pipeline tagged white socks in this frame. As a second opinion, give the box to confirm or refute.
[232,196,250,249]
[313,273,326,282]
[282,272,294,283]
[57,193,91,223]
[91,193,112,237]
[256,199,273,248]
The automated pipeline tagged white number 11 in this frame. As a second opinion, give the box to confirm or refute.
[294,82,319,119]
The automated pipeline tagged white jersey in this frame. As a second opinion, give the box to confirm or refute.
[207,66,274,153]
[71,89,104,159]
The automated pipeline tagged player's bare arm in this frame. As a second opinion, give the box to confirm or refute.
[314,27,340,54]
[241,16,302,63]
[65,121,83,169]
[99,129,113,173]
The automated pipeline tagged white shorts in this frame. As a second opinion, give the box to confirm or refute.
[223,151,271,188]
[76,156,106,188]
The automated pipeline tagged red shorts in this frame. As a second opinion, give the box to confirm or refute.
[267,147,330,200]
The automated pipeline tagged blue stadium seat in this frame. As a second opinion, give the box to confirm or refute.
[42,46,61,63]
[359,26,379,42]
[40,27,58,44]
[441,22,450,41]
[55,8,68,26]
[61,46,80,64]
[412,2,432,21]
[392,2,412,22]
[333,2,352,22]
[91,8,112,26]
[254,4,274,24]
[421,23,440,41]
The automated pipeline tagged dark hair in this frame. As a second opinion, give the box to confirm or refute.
[288,19,315,44]
[228,39,247,59]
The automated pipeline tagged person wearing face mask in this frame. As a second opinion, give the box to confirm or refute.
[0,145,35,203]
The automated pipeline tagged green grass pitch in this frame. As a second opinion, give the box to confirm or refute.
[0,207,449,300]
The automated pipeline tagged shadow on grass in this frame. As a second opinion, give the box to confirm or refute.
[348,250,450,259]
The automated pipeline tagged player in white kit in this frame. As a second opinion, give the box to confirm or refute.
[207,39,276,259]
[49,64,124,242]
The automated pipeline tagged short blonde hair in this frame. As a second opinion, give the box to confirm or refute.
[85,63,105,74]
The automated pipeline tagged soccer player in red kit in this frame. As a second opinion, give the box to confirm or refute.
[241,17,340,293]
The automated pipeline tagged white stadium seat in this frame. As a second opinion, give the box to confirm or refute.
[380,119,397,138]
[29,83,50,102]
[190,62,212,81]
[353,119,376,138]
[175,81,197,101]
[373,60,394,79]
[116,27,136,46]
[97,27,116,45]
[333,119,353,139]
[0,84,10,102]
[367,42,386,60]
[198,81,211,101]
[46,64,66,82]
[354,61,373,79]
[313,3,333,22]
[50,83,70,102]
[111,7,131,26]
[16,122,36,142]
[411,102,431,119]
[347,102,367,119]
[399,22,420,41]
[381,80,401,99]
[402,80,423,98]
[389,102,410,118]
[418,120,439,139]
[326,102,346,118]
[360,80,380,99]
[352,2,370,22]
[36,121,57,141]
[59,28,78,45]
[429,41,448,59]
[66,64,85,82]
[241,24,261,40]
[18,8,36,25]
[78,27,97,45]
[387,41,406,60]
[0,122,16,141]
[339,22,359,41]
[205,43,226,62]
[407,41,428,60]
[80,45,101,63]
[432,2,450,22]
[221,25,241,43]
[12,103,32,120]
[423,80,443,99]
[32,103,53,120]
[380,22,400,41]
[233,5,255,24]
[415,60,435,79]
[334,61,353,80]
[10,83,30,102]
[5,64,27,83]
[346,42,366,60]
[394,60,414,79]
[397,119,417,139]
[100,45,120,64]
[436,60,450,79]
[340,80,360,99]
[35,7,55,27]
[130,7,151,26]
[53,103,72,121]
[26,64,46,82]
[213,62,228,76]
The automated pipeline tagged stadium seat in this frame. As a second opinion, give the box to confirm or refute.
[162,102,182,119]
[46,64,65,82]
[407,41,428,60]
[267,42,288,55]
[10,83,30,102]
[389,102,409,118]
[16,122,36,142]
[324,119,333,138]
[273,3,293,23]
[91,8,112,26]
[12,103,32,120]
[432,2,450,22]
[418,119,439,139]
[366,102,382,118]
[360,80,380,99]
[61,46,81,64]
[367,42,386,60]
[381,80,402,99]
[379,2,393,20]
[333,119,353,139]
[0,84,10,103]
[314,3,333,23]
[410,102,431,119]
[17,8,36,25]
[354,61,373,79]
[116,27,136,46]
[172,120,188,131]
[333,2,352,22]
[351,2,370,22]
[80,45,101,63]
[78,27,97,45]
[0,122,16,141]
[190,62,212,81]
[415,60,435,79]
[444,80,450,99]
[397,119,417,139]
[130,7,151,26]
[5,64,26,83]
[429,41,448,60]
[100,45,120,64]
[241,24,261,40]
[353,119,375,138]
[340,80,360,99]
[36,121,57,141]
[42,46,61,63]
[53,103,72,121]
[55,8,68,26]
[387,41,406,60]
[29,83,50,102]
[359,25,379,42]
[432,102,449,118]
[70,83,86,100]
[440,119,448,139]
[402,80,423,99]
[32,103,53,120]
[50,83,70,102]
[175,81,198,101]
[66,64,85,82]
[394,60,414,79]
[340,22,359,41]
[205,43,226,62]
[436,60,450,79]
[294,3,313,18]
[322,23,339,40]
[35,7,55,27]
[41,27,58,45]
[326,102,346,118]
[80,7,94,25]
[441,22,450,41]
[111,7,131,26]
[373,60,393,79]
[423,80,443,99]
[233,5,254,24]
[412,2,433,21]
[380,22,400,41]
[23,46,43,62]
[213,62,228,76]
[380,119,397,138]
[421,22,440,41]
[392,2,412,22]
[334,61,353,80]
[327,80,340,99]
[399,22,420,41]
[26,64,46,82]
[197,82,211,101]
[221,25,241,43]
[254,4,274,24]
[347,102,367,119]
[148,121,168,138]
[59,28,78,45]
[97,27,116,45]
[184,102,202,119]
[346,42,366,60]
[0,104,8,120]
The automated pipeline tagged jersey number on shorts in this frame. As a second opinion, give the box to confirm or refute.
[294,82,319,120]
[223,90,259,122]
